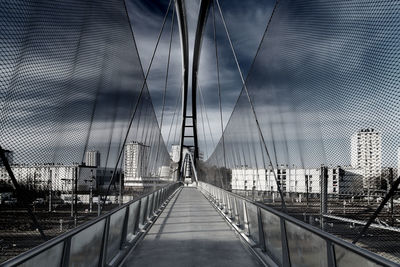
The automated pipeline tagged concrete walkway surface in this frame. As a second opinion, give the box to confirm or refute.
[122,187,262,267]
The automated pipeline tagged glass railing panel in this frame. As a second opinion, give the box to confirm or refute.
[153,191,159,211]
[126,201,140,241]
[226,195,232,218]
[246,203,259,244]
[334,244,382,267]
[106,208,126,263]
[19,242,63,267]
[146,193,154,219]
[232,197,240,224]
[154,191,159,210]
[69,219,106,267]
[139,196,148,227]
[285,221,328,267]
[260,209,283,265]
[237,198,246,230]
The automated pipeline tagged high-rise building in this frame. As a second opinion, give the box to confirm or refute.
[124,141,150,187]
[85,150,100,167]
[170,145,180,163]
[350,129,382,190]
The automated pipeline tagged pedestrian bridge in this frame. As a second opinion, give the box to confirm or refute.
[2,183,394,267]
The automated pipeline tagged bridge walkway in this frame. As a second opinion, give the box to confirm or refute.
[122,187,262,267]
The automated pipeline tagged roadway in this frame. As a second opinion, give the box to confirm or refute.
[122,187,263,267]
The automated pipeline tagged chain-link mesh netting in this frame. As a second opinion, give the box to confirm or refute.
[0,0,170,262]
[201,0,400,263]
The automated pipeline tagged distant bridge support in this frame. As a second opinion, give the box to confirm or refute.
[177,0,211,178]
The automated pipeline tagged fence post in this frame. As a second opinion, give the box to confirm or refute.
[320,165,328,231]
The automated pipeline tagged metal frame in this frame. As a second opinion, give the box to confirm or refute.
[175,0,190,177]
[2,183,182,267]
[190,0,211,163]
[198,182,398,267]
[177,0,211,176]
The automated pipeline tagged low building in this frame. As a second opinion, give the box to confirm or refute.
[0,164,117,192]
[231,166,359,195]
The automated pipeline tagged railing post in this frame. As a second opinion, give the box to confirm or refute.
[120,206,130,249]
[243,201,250,235]
[142,196,148,227]
[320,165,328,231]
[98,217,110,267]
[280,218,291,267]
[61,238,71,267]
[157,190,161,210]
[326,240,336,267]
[227,195,232,218]
[257,207,266,251]
[135,199,141,234]
[233,197,239,225]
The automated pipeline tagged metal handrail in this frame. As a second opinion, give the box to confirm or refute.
[198,181,398,267]
[2,182,182,267]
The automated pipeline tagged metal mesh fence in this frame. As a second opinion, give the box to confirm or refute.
[0,0,171,262]
[201,0,400,263]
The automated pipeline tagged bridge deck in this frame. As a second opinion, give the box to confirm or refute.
[122,187,262,267]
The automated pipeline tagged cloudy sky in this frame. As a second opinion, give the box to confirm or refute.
[126,0,275,158]
[2,0,399,169]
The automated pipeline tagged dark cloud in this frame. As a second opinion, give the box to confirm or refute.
[128,0,276,157]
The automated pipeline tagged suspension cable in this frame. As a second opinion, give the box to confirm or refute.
[198,83,216,149]
[155,7,175,175]
[214,0,286,210]
[198,89,209,158]
[212,0,226,168]
[166,87,182,148]
[102,0,174,211]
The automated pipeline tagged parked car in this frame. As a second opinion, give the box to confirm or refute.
[4,198,17,205]
[93,196,112,205]
[33,198,45,205]
[62,196,83,204]
[0,192,13,204]
[51,198,64,208]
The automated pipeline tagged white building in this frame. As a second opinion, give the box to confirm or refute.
[170,145,180,163]
[0,164,98,192]
[231,166,346,195]
[124,141,150,187]
[351,129,382,190]
[85,150,100,167]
